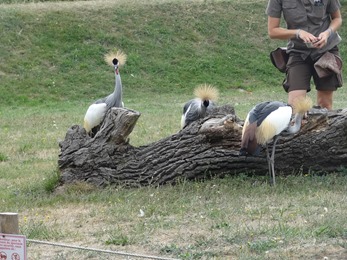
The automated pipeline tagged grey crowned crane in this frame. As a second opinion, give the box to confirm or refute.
[240,97,312,185]
[181,84,219,129]
[84,50,127,136]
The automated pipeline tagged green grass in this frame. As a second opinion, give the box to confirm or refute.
[0,0,296,106]
[1,0,347,259]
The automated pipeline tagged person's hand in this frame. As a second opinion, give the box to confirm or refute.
[314,30,330,49]
[297,30,318,44]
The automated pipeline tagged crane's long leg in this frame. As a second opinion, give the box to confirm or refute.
[269,136,280,186]
[265,144,273,185]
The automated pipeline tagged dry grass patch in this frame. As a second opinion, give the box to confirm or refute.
[13,176,347,259]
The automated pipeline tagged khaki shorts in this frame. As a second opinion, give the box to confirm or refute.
[283,47,343,93]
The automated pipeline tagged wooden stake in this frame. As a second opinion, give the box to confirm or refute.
[0,212,19,234]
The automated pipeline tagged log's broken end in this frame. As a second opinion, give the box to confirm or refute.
[199,114,243,136]
[95,108,141,145]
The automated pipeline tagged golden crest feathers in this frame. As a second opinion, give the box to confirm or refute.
[104,50,127,67]
[292,96,313,114]
[194,84,219,101]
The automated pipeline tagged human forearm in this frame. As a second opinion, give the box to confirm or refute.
[267,16,306,40]
[268,27,298,40]
[328,17,342,34]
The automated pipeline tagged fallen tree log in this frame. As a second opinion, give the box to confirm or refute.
[58,105,347,187]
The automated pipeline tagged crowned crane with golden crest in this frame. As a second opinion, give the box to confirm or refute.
[181,84,219,129]
[84,50,127,136]
[240,97,313,185]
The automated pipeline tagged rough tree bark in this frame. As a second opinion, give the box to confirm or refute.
[58,105,347,187]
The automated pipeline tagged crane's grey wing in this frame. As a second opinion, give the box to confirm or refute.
[249,101,287,126]
[182,99,202,126]
[95,93,123,109]
[105,93,123,108]
[183,99,194,114]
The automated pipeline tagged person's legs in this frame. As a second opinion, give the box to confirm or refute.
[317,90,333,110]
[284,54,311,107]
[288,90,307,106]
[285,53,339,110]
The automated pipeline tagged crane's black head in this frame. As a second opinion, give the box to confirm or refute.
[203,100,210,107]
[112,58,119,66]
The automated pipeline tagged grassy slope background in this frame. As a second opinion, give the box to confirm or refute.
[0,0,282,105]
[0,0,347,259]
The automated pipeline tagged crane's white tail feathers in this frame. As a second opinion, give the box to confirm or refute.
[194,84,219,101]
[83,103,107,133]
[292,96,313,114]
[104,50,127,67]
